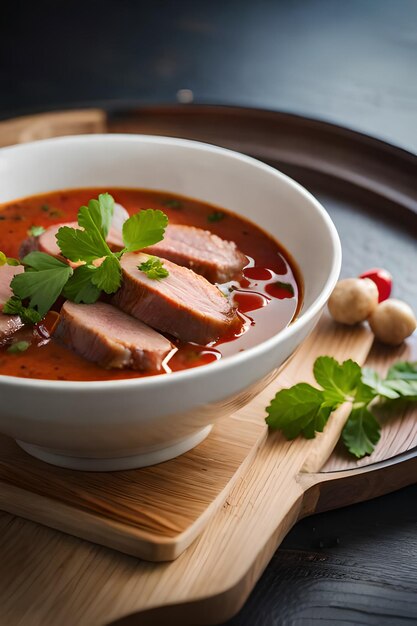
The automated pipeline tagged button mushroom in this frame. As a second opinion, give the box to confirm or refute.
[328,278,379,325]
[368,299,416,346]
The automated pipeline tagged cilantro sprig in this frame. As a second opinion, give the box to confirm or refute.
[3,193,169,322]
[138,256,169,280]
[27,225,46,237]
[266,356,417,458]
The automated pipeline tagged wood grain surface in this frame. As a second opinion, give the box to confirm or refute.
[0,314,380,626]
[0,410,266,561]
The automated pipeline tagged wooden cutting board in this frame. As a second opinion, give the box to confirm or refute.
[2,314,416,626]
[0,406,267,562]
[0,314,370,565]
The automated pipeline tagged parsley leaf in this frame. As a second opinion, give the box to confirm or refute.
[266,383,336,440]
[91,256,122,293]
[138,256,169,280]
[353,379,379,404]
[57,223,111,263]
[386,361,417,381]
[342,406,381,458]
[385,362,417,397]
[4,195,169,320]
[27,225,46,237]
[11,252,72,316]
[363,365,417,399]
[382,379,417,399]
[207,210,225,223]
[122,209,168,252]
[266,356,417,459]
[314,356,362,400]
[62,266,101,304]
[3,296,42,324]
[361,368,401,400]
[162,198,182,209]
[78,194,114,240]
[7,340,30,354]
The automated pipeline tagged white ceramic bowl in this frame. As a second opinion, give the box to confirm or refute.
[0,135,341,470]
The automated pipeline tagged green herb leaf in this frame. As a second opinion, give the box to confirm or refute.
[122,209,168,252]
[273,281,295,297]
[56,224,111,263]
[91,256,122,294]
[207,210,225,223]
[4,195,169,320]
[11,252,72,316]
[62,266,101,304]
[353,379,379,404]
[5,257,20,266]
[314,356,362,400]
[138,256,169,280]
[361,368,401,400]
[342,406,381,458]
[27,225,46,237]
[0,251,20,266]
[162,198,182,209]
[7,340,30,354]
[363,364,417,399]
[266,383,336,440]
[382,379,417,399]
[77,194,114,240]
[3,296,42,324]
[386,361,417,381]
[265,355,417,459]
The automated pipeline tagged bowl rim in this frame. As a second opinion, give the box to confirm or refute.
[0,133,342,390]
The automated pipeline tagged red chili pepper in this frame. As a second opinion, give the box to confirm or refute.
[359,268,392,303]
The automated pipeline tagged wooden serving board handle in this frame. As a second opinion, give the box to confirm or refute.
[300,447,417,519]
[113,451,417,626]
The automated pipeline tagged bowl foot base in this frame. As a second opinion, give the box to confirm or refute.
[16,426,212,471]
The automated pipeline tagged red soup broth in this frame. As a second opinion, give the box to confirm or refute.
[0,188,303,381]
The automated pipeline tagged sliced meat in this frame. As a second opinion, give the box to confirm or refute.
[144,224,247,283]
[36,202,129,258]
[38,221,74,257]
[0,264,25,342]
[0,315,24,344]
[108,203,129,247]
[53,301,175,371]
[113,252,239,344]
[0,264,24,310]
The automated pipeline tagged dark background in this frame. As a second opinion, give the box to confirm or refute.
[2,0,417,151]
[1,1,417,625]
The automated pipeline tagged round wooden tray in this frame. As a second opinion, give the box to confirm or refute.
[0,106,416,626]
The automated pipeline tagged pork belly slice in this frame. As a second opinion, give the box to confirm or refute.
[53,301,174,371]
[113,252,239,344]
[144,224,247,283]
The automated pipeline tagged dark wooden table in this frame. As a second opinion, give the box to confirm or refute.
[1,1,417,624]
